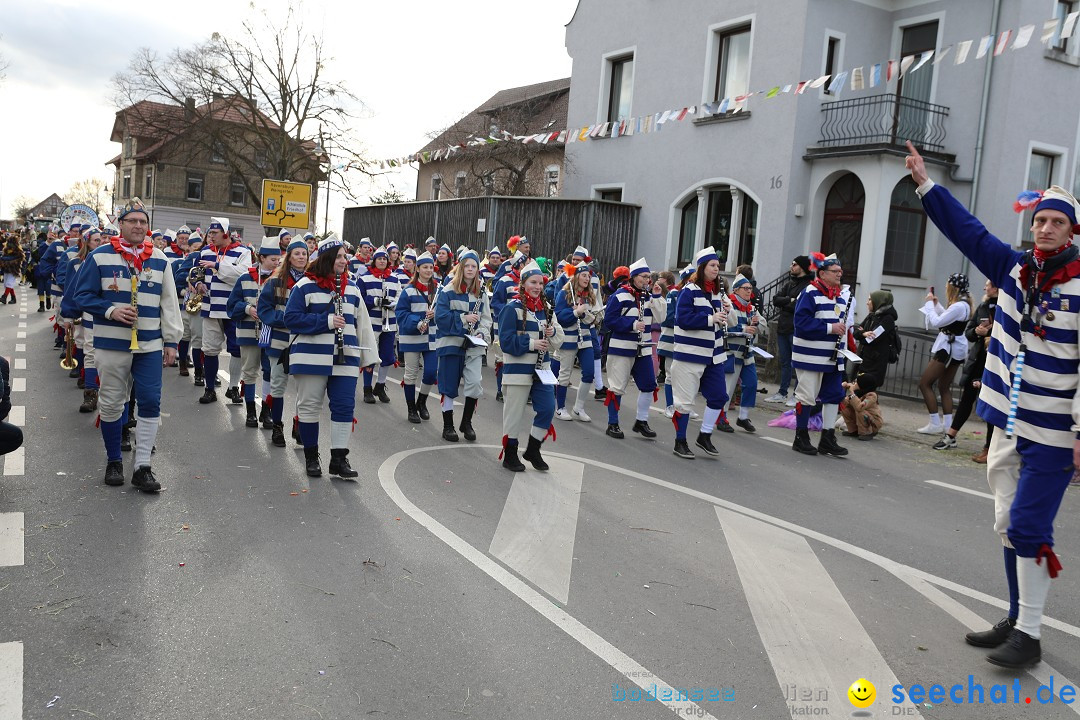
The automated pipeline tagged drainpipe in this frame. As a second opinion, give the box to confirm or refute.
[953,0,1001,274]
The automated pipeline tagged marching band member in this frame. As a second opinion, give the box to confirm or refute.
[0,235,24,304]
[494,235,530,282]
[424,236,439,259]
[434,249,491,442]
[175,231,204,382]
[227,237,281,428]
[60,229,104,413]
[258,238,309,447]
[481,247,501,286]
[395,251,438,424]
[553,260,601,422]
[660,265,693,416]
[277,227,293,253]
[498,259,560,471]
[175,225,192,254]
[791,252,849,457]
[284,236,378,478]
[350,238,374,277]
[386,241,401,268]
[491,250,529,402]
[71,198,182,491]
[602,258,665,440]
[357,245,399,404]
[724,273,760,433]
[195,217,252,404]
[669,248,731,459]
[162,230,183,262]
[434,243,453,283]
[391,247,415,290]
[304,231,318,256]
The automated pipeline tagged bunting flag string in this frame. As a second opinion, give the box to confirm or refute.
[340,12,1078,173]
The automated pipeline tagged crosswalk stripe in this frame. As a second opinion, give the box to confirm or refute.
[925,479,994,500]
[16,322,24,329]
[490,457,584,604]
[14,332,23,339]
[10,379,23,393]
[3,448,23,477]
[12,360,23,371]
[718,507,923,718]
[13,345,23,352]
[0,642,22,720]
[0,512,24,567]
[8,407,23,428]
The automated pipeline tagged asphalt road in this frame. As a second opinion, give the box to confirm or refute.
[3,293,1080,720]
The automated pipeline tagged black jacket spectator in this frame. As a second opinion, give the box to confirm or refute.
[772,274,812,335]
[853,295,899,387]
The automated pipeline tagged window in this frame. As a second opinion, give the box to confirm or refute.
[823,36,842,96]
[544,166,560,198]
[737,195,759,266]
[1022,151,1058,247]
[211,140,226,163]
[122,171,131,198]
[677,195,699,266]
[606,55,634,124]
[123,137,133,159]
[431,175,442,201]
[704,190,734,264]
[144,168,153,198]
[713,25,751,102]
[186,173,204,202]
[598,188,623,202]
[255,149,269,172]
[229,176,246,206]
[481,174,494,195]
[1053,1,1078,54]
[883,178,926,276]
[454,172,467,197]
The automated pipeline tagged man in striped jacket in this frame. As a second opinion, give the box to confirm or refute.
[791,252,849,457]
[196,217,252,405]
[908,142,1080,670]
[71,198,183,491]
[227,236,281,428]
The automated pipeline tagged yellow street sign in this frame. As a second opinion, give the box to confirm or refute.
[261,179,313,230]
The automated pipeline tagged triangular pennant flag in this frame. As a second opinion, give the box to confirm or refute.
[718,97,731,113]
[765,86,781,98]
[658,109,673,124]
[567,129,578,144]
[676,107,689,121]
[732,97,747,114]
[955,39,972,64]
[1042,18,1060,44]
[994,30,1012,55]
[1013,25,1035,49]
[781,84,793,94]
[975,34,994,59]
[540,132,551,145]
[870,64,881,87]
[688,105,697,115]
[578,126,590,141]
[1063,11,1079,39]
[808,74,831,88]
[934,45,953,64]
[826,72,847,95]
[851,67,864,91]
[899,55,915,76]
[625,119,635,136]
[910,50,933,73]
[421,151,430,163]
[794,81,809,95]
[886,60,897,81]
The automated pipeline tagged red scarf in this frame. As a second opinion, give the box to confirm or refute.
[305,271,349,295]
[728,293,753,313]
[1019,240,1080,292]
[212,241,240,258]
[702,279,719,295]
[1034,239,1073,265]
[413,280,433,294]
[368,265,392,280]
[110,237,155,272]
[811,278,841,300]
[519,291,546,313]
[169,242,183,256]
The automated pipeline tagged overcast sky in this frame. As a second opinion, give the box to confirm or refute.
[0,0,578,232]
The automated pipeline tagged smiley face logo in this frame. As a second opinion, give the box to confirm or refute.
[847,678,876,708]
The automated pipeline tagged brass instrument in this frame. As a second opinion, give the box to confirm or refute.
[332,276,345,365]
[129,266,140,351]
[185,265,206,314]
[60,327,78,369]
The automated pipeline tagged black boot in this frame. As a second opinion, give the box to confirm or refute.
[459,397,477,441]
[695,432,719,456]
[199,388,218,404]
[79,389,98,414]
[225,386,243,405]
[966,617,1016,648]
[374,382,390,403]
[304,446,322,478]
[416,393,430,420]
[406,396,421,424]
[328,448,358,479]
[37,300,45,312]
[104,460,124,486]
[521,436,549,471]
[792,428,818,455]
[496,390,504,403]
[817,429,849,457]
[632,420,657,438]
[363,386,376,404]
[606,423,624,439]
[271,422,286,448]
[121,427,132,452]
[502,443,525,472]
[259,402,272,429]
[193,368,204,386]
[131,466,161,493]
[45,296,52,310]
[245,401,258,428]
[673,439,694,459]
[442,410,459,442]
[986,629,1041,669]
[178,355,190,377]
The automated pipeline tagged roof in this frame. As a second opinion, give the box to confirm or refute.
[28,193,65,217]
[419,77,570,155]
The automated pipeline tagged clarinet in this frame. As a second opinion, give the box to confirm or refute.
[419,284,436,334]
[467,286,485,339]
[535,296,552,369]
[830,293,851,363]
[333,276,345,365]
[743,306,757,361]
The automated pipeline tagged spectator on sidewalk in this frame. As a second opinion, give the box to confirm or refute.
[916,273,972,434]
[840,372,882,440]
[765,255,811,406]
[0,355,23,456]
[932,280,999,462]
[852,289,898,388]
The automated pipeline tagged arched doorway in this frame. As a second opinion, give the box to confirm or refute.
[820,173,865,288]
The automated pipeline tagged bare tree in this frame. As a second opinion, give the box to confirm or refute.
[111,1,370,206]
[65,178,110,216]
[370,189,407,205]
[12,195,36,222]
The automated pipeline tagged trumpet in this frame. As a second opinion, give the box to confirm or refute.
[59,327,78,369]
[185,265,206,314]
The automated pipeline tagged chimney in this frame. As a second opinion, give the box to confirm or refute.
[184,97,195,120]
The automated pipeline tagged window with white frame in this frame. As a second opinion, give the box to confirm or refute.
[1053,0,1078,54]
[823,35,842,96]
[713,24,751,102]
[211,140,226,164]
[229,176,246,206]
[454,172,467,197]
[883,178,926,277]
[186,173,204,202]
[431,175,442,201]
[144,168,153,197]
[544,166,560,197]
[606,55,634,124]
[122,170,131,198]
[123,137,133,159]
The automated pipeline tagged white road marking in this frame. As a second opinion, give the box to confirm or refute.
[10,379,23,393]
[718,507,922,719]
[3,447,23,476]
[0,513,24,567]
[489,457,584,605]
[16,322,24,329]
[379,447,718,720]
[0,642,22,720]
[760,436,789,446]
[14,332,23,339]
[12,360,23,371]
[13,345,23,352]
[925,479,994,500]
[8,407,23,427]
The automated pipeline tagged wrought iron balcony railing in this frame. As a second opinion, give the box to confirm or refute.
[815,93,949,153]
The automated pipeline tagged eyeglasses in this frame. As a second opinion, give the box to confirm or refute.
[121,218,149,226]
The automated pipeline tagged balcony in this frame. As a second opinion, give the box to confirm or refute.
[805,93,955,164]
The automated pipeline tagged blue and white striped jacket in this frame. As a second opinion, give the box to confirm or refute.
[41,239,69,297]
[554,283,602,351]
[792,283,847,372]
[605,285,664,358]
[726,297,758,369]
[70,244,183,353]
[673,283,728,365]
[357,272,399,335]
[491,273,518,336]
[256,270,303,357]
[201,243,252,319]
[59,256,94,330]
[657,289,678,358]
[922,182,1080,448]
[435,284,491,357]
[498,298,560,386]
[395,283,437,353]
[284,277,365,377]
[227,268,273,345]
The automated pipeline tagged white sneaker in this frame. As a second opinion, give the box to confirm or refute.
[917,422,944,435]
[690,409,700,418]
[785,398,797,407]
[555,408,574,421]
[764,393,787,403]
[664,406,675,418]
[573,407,592,423]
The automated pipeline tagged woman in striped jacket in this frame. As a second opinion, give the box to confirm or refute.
[659,265,693,417]
[284,237,378,479]
[553,261,602,422]
[357,246,399,405]
[257,238,309,447]
[227,237,281,429]
[395,251,438,425]
[60,228,104,414]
